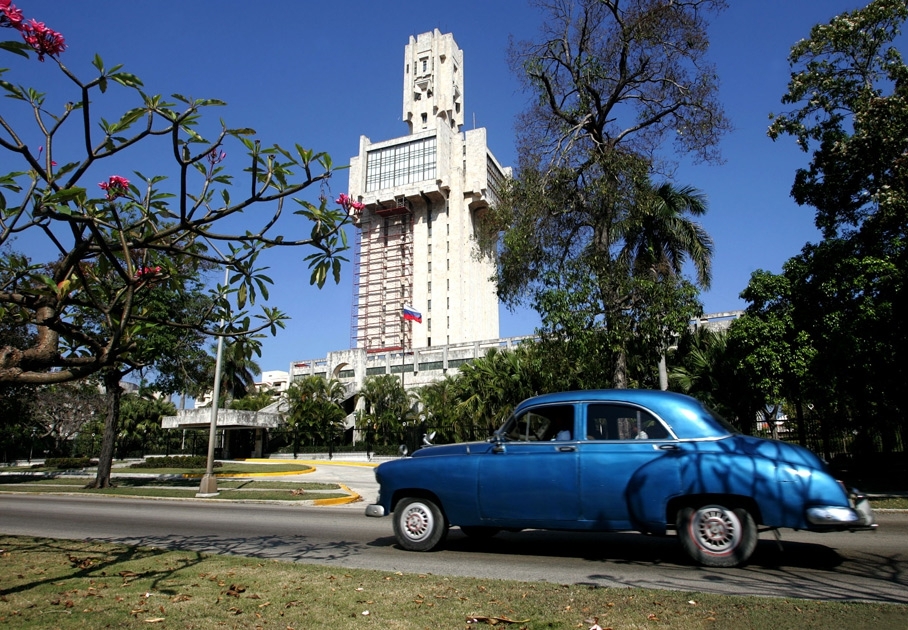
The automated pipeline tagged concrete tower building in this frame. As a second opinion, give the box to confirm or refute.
[348,29,509,352]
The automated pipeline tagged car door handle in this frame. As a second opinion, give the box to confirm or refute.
[557,445,577,452]
[658,444,679,451]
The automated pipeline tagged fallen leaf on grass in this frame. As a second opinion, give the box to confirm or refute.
[467,615,530,625]
[226,584,246,597]
[68,556,95,569]
[144,618,165,623]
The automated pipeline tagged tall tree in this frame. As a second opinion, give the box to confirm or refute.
[0,6,351,485]
[0,4,349,385]
[490,0,728,387]
[768,0,908,454]
[29,380,105,456]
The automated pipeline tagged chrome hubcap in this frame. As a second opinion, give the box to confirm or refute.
[694,506,739,552]
[403,505,431,540]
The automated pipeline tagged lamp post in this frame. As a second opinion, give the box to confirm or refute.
[197,264,230,497]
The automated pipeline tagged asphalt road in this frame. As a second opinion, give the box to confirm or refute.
[1,464,906,604]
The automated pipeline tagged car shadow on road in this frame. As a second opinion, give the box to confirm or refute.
[369,528,908,603]
[417,529,843,570]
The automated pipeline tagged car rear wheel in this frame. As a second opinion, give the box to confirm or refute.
[677,504,757,568]
[393,497,448,551]
[460,526,500,539]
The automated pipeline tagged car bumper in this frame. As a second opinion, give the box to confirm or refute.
[365,504,386,517]
[806,495,877,530]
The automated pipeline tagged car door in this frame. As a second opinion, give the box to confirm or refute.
[578,402,681,530]
[478,403,580,523]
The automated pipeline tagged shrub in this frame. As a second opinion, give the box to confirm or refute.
[44,457,94,469]
[130,456,221,469]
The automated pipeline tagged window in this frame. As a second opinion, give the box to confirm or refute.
[414,92,421,101]
[421,58,427,73]
[427,299,432,311]
[585,404,670,440]
[365,136,437,192]
[504,405,575,442]
[421,113,427,125]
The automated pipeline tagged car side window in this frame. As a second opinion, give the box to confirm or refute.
[586,404,670,440]
[506,405,575,441]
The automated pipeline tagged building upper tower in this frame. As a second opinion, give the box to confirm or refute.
[403,29,464,134]
[348,30,509,354]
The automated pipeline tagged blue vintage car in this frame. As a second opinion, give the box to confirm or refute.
[365,390,876,567]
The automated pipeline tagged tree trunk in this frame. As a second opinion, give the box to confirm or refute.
[612,350,628,389]
[88,370,123,489]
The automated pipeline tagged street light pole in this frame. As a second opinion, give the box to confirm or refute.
[197,265,230,497]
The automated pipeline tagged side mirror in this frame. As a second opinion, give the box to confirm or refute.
[398,444,408,457]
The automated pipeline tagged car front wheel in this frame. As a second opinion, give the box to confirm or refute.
[677,504,757,568]
[393,497,448,551]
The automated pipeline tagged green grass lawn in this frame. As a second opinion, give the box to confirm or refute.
[0,476,350,502]
[1,535,905,629]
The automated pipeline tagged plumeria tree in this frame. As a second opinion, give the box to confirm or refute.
[0,3,354,486]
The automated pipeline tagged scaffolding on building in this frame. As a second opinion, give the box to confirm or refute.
[350,196,414,353]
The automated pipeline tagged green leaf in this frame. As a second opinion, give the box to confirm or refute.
[0,41,31,58]
[0,79,25,99]
[44,187,87,204]
[111,72,143,88]
[237,283,247,309]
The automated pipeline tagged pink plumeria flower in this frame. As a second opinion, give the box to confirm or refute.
[98,175,130,200]
[20,18,65,61]
[0,0,24,29]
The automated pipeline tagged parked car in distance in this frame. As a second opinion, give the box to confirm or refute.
[365,390,876,567]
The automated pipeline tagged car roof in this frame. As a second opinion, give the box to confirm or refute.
[513,389,731,439]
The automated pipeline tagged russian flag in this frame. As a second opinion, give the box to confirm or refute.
[403,305,422,323]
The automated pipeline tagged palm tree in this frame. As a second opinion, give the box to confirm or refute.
[620,182,713,288]
[454,347,538,439]
[618,181,714,388]
[416,376,462,443]
[357,375,412,449]
[284,376,347,457]
[209,339,262,403]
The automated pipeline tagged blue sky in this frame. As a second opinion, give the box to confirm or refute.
[4,1,872,375]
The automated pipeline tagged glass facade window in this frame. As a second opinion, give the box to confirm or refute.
[365,135,437,192]
[487,155,506,207]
